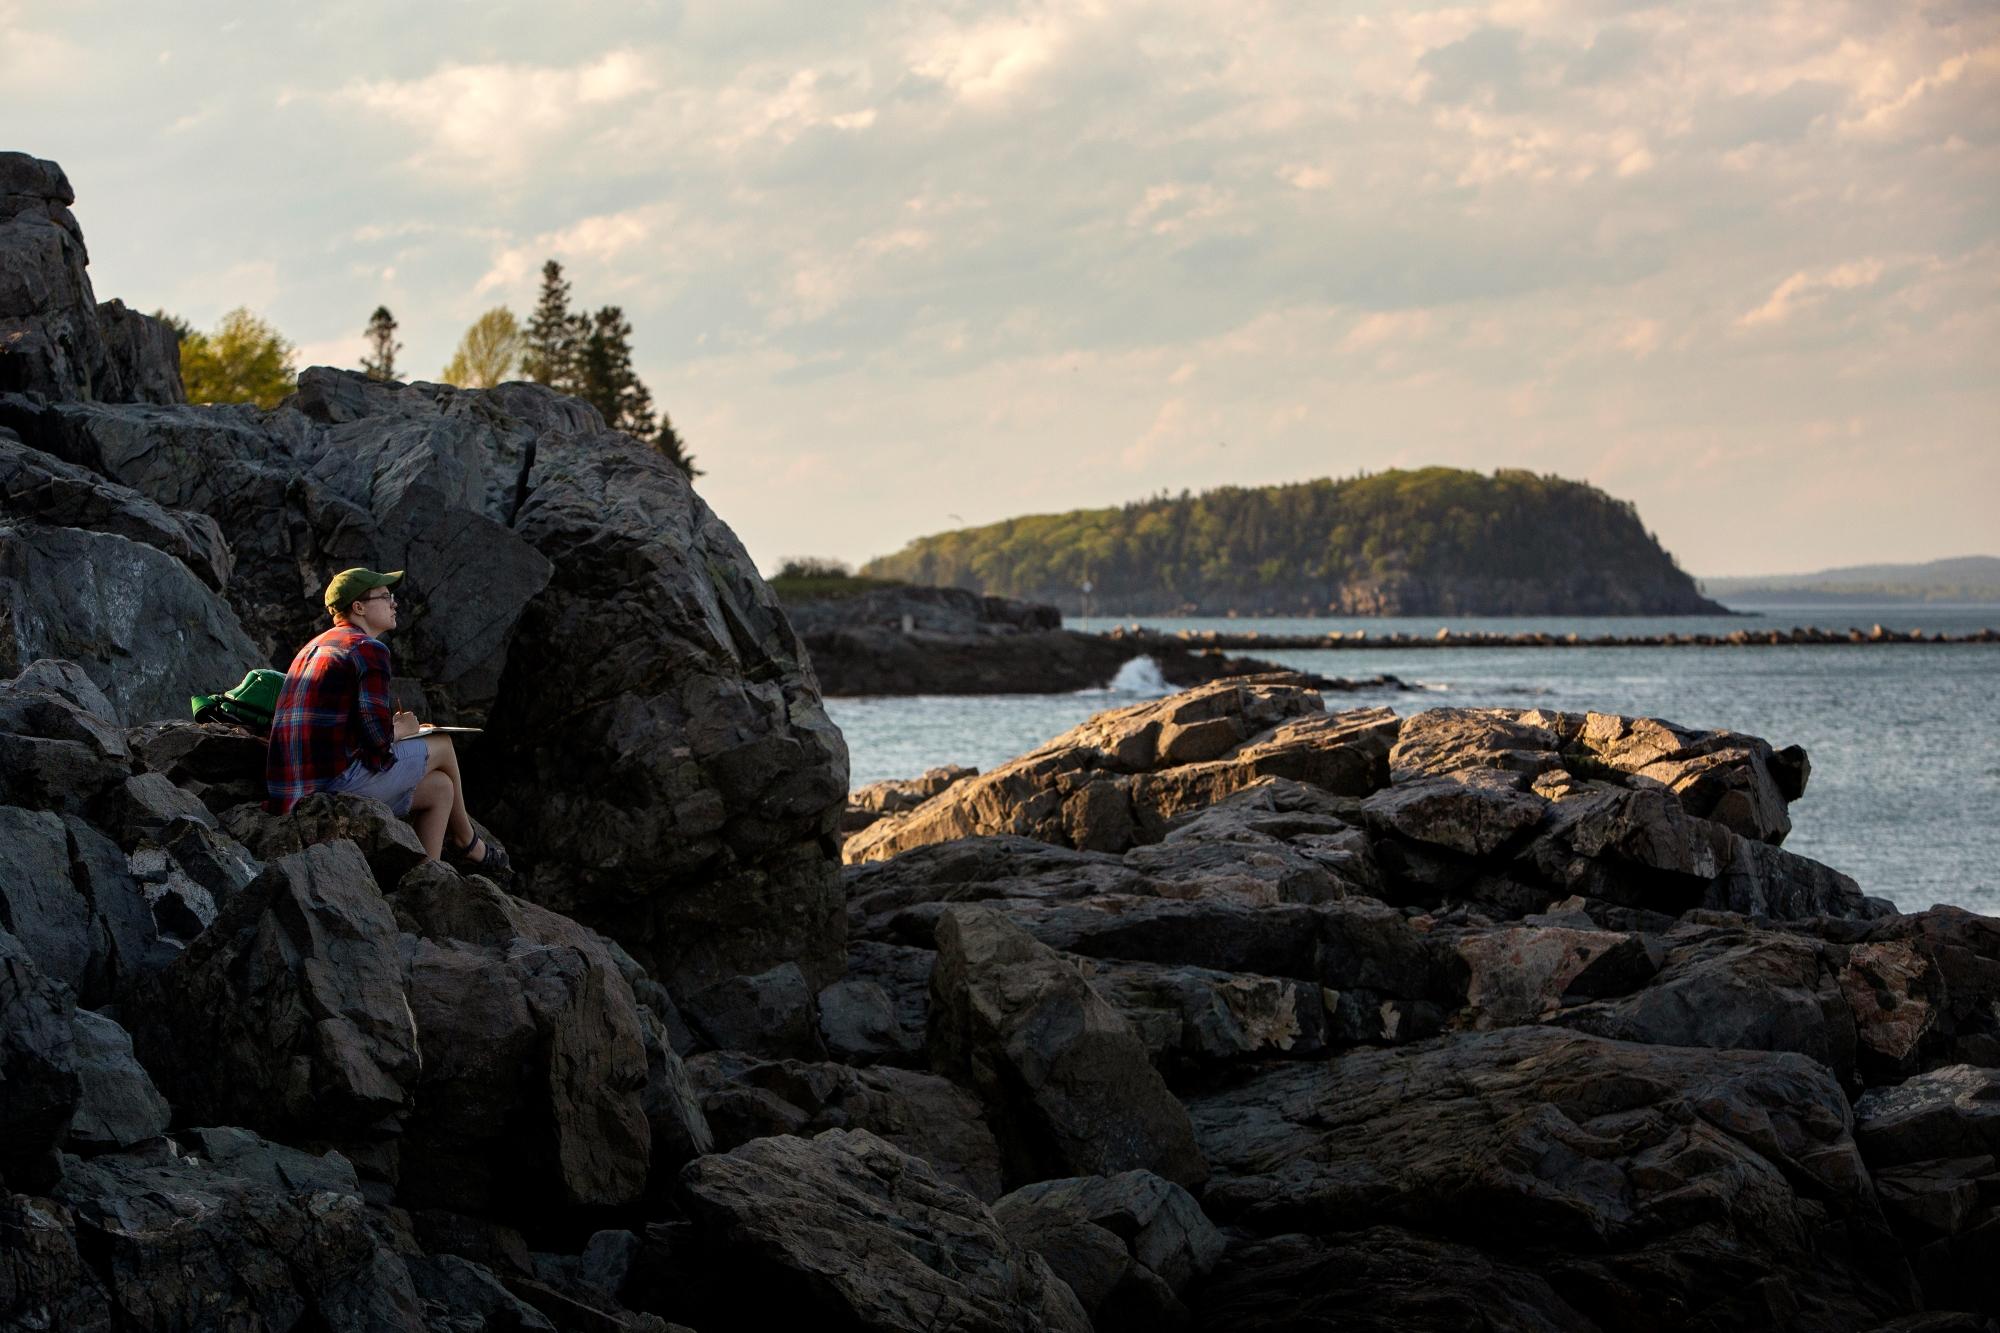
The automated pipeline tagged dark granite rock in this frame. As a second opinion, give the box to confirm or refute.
[1193,1228,1598,1332]
[392,864,651,1218]
[65,1007,168,1153]
[0,929,78,1193]
[0,520,259,725]
[127,841,420,1145]
[1187,1026,1915,1330]
[929,906,1207,1190]
[679,961,827,1061]
[686,1050,1004,1201]
[994,1171,1222,1330]
[666,1128,1092,1332]
[0,1135,425,1331]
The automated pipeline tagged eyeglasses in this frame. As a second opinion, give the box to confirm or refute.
[358,592,397,605]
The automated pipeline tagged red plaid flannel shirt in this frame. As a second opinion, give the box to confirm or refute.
[263,626,398,813]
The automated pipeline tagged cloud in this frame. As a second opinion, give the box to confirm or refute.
[1737,259,1888,328]
[17,0,1996,576]
[339,50,657,180]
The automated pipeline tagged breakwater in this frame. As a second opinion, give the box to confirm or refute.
[1096,622,2000,651]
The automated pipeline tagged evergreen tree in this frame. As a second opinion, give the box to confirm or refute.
[360,306,401,381]
[653,411,700,478]
[577,305,651,434]
[521,260,584,391]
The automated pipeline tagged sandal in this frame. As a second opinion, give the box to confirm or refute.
[447,833,512,875]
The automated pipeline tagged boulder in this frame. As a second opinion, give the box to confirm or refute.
[993,1171,1223,1331]
[928,906,1207,1189]
[678,961,826,1061]
[0,929,78,1193]
[844,680,1396,863]
[0,804,167,1005]
[0,656,133,820]
[817,974,927,1066]
[665,1128,1092,1332]
[1187,1026,1915,1329]
[686,1051,1005,1201]
[470,410,849,993]
[127,840,420,1146]
[222,792,429,893]
[0,1135,424,1331]
[126,717,268,814]
[1361,769,1549,857]
[1394,707,1804,846]
[1548,926,1858,1084]
[0,519,260,725]
[1,429,227,586]
[1072,956,1333,1075]
[1854,1067,2000,1169]
[65,1007,169,1153]
[850,764,978,818]
[408,1254,558,1333]
[391,863,652,1217]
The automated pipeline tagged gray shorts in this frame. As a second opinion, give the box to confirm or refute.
[322,737,430,816]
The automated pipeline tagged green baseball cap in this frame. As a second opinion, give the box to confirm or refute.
[324,567,404,610]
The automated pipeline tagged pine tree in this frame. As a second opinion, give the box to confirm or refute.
[521,260,584,391]
[653,412,701,478]
[576,305,649,433]
[360,306,401,381]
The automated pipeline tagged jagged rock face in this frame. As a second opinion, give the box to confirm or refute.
[1,1136,425,1331]
[481,421,848,990]
[0,519,261,725]
[928,906,1208,1190]
[391,863,653,1217]
[844,678,1396,863]
[127,840,421,1147]
[2,372,848,992]
[1187,1027,1916,1329]
[993,1171,1224,1332]
[686,1050,1004,1201]
[665,1129,1093,1333]
[0,930,78,1194]
[0,152,183,406]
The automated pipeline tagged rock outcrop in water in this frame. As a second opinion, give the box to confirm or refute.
[785,582,1407,696]
[4,152,2000,1330]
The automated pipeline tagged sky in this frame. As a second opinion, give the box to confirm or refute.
[9,0,1997,578]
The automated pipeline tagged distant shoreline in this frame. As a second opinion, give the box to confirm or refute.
[1090,624,2000,651]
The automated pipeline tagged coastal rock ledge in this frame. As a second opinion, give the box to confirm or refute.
[3,151,1999,1330]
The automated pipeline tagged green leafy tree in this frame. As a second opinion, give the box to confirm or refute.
[577,305,652,435]
[439,307,525,388]
[159,307,297,408]
[360,306,401,381]
[521,260,585,391]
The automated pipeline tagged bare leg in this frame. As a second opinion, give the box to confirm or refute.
[420,733,476,851]
[406,770,453,861]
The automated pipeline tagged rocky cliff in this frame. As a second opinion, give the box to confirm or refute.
[3,151,1998,1331]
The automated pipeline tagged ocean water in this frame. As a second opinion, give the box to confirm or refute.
[826,605,2000,917]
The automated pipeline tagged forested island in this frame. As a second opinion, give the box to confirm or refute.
[861,468,1725,617]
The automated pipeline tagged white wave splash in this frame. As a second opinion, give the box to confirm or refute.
[1082,655,1171,697]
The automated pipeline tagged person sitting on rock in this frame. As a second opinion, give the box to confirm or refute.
[264,566,508,872]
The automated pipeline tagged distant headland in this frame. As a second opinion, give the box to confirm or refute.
[860,468,1726,618]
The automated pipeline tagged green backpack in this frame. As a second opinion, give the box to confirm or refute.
[191,668,285,733]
